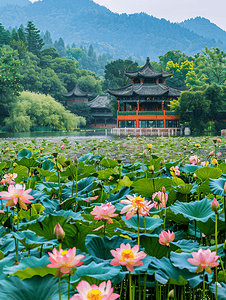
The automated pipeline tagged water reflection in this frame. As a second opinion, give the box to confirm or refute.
[0,130,114,140]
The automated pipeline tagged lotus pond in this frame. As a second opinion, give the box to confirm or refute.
[0,136,226,300]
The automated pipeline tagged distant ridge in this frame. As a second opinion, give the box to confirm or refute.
[0,0,225,60]
[179,17,226,46]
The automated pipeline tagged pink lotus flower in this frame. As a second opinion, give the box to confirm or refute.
[54,222,65,241]
[189,155,200,165]
[91,203,118,224]
[217,139,221,143]
[159,230,175,246]
[47,247,85,278]
[0,184,34,210]
[1,173,17,185]
[187,248,219,273]
[211,198,220,213]
[152,191,168,209]
[110,243,147,272]
[70,280,120,300]
[61,145,65,150]
[120,195,154,220]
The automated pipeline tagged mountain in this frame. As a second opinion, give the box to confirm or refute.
[0,0,225,60]
[179,17,226,46]
[0,0,30,7]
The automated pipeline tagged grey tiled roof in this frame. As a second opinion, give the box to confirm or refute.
[87,95,111,108]
[62,85,93,97]
[108,83,183,97]
[125,57,173,79]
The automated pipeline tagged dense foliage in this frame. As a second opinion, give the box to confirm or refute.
[4,91,86,132]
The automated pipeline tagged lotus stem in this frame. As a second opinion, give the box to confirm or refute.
[143,216,146,233]
[143,273,147,300]
[76,166,78,198]
[164,206,167,229]
[137,211,140,247]
[138,274,141,300]
[120,280,123,298]
[129,272,132,300]
[203,274,205,300]
[56,158,62,203]
[68,274,70,300]
[195,220,197,242]
[224,196,226,268]
[59,277,61,300]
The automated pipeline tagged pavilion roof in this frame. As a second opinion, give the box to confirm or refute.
[108,83,184,97]
[125,57,173,79]
[87,95,111,108]
[62,84,93,97]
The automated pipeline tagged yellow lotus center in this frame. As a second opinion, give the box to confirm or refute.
[61,250,67,256]
[87,289,103,300]
[121,249,134,260]
[132,196,144,208]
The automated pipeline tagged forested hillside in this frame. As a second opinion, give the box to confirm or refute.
[180,17,226,46]
[0,0,225,60]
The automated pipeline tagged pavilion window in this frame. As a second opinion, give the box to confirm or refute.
[166,120,179,128]
[157,120,164,128]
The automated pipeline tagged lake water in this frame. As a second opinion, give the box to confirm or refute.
[0,130,115,141]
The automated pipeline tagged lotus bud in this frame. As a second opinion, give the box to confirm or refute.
[217,139,221,143]
[61,145,65,150]
[162,186,166,193]
[224,183,226,194]
[149,165,154,173]
[168,289,175,298]
[74,155,78,164]
[211,198,220,213]
[54,222,65,241]
[209,151,214,157]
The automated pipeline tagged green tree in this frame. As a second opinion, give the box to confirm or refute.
[104,59,139,89]
[25,21,44,56]
[194,47,226,85]
[77,75,103,95]
[159,50,193,69]
[42,30,54,49]
[54,37,66,57]
[0,23,11,47]
[69,102,92,124]
[165,60,194,88]
[5,91,86,132]
[0,48,23,124]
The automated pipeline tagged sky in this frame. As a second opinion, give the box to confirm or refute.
[30,0,226,31]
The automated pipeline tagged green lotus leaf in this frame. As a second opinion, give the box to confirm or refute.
[97,169,115,180]
[174,184,194,194]
[148,257,205,288]
[171,239,200,252]
[169,198,214,223]
[0,275,68,300]
[166,207,190,224]
[85,235,136,261]
[140,234,179,259]
[0,255,16,279]
[171,177,185,186]
[196,214,225,236]
[42,159,55,171]
[209,282,226,300]
[36,167,56,177]
[121,215,163,232]
[4,256,56,279]
[70,261,123,288]
[100,158,118,168]
[17,157,40,168]
[218,270,226,283]
[118,176,133,187]
[9,165,29,181]
[194,167,222,181]
[0,162,7,171]
[18,203,46,221]
[27,214,66,240]
[209,178,226,196]
[219,162,226,174]
[132,178,172,197]
[18,149,32,160]
[196,179,211,194]
[10,230,56,250]
[78,153,95,162]
[108,187,131,203]
[179,164,200,173]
